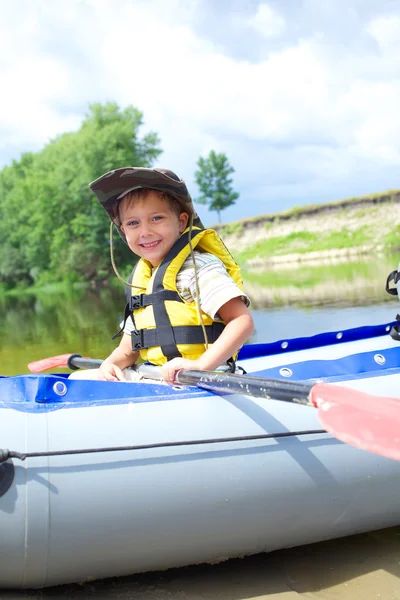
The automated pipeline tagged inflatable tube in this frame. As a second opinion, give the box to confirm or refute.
[1,322,400,589]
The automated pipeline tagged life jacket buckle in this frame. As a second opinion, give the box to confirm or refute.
[130,294,145,310]
[131,329,144,350]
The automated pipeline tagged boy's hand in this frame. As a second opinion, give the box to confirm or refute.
[99,362,126,382]
[161,358,202,385]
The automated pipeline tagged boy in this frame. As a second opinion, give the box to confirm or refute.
[71,167,254,385]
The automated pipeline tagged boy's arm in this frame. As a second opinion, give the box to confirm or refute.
[99,333,139,382]
[161,297,254,384]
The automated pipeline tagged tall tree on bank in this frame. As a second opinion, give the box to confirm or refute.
[0,102,162,288]
[194,151,239,223]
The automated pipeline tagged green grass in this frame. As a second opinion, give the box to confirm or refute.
[220,222,244,236]
[352,206,380,219]
[381,225,400,251]
[235,227,374,263]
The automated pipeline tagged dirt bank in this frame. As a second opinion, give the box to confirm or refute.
[215,192,400,265]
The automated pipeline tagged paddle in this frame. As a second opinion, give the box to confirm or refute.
[28,353,103,372]
[27,353,400,462]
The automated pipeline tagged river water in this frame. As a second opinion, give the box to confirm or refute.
[1,290,400,598]
[251,301,397,344]
[1,287,398,376]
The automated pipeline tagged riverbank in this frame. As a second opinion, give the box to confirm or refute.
[215,189,400,268]
[211,189,400,307]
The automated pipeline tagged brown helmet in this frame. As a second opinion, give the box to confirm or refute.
[89,167,204,229]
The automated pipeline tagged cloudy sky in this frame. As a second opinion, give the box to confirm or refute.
[1,0,400,225]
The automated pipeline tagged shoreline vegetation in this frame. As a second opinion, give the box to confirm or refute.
[215,188,400,261]
[214,189,400,307]
[1,188,399,308]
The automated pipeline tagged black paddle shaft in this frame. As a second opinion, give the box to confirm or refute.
[176,369,314,406]
[68,355,103,370]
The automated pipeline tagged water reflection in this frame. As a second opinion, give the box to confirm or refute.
[1,253,398,376]
[0,286,124,376]
[243,254,397,308]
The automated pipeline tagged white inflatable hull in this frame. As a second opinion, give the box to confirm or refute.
[1,321,400,588]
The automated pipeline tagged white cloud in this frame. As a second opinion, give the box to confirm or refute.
[1,0,400,223]
[248,3,286,39]
[367,14,400,50]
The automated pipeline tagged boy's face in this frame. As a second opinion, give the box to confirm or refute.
[119,191,189,267]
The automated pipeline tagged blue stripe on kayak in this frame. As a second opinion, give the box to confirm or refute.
[310,367,400,384]
[2,322,399,412]
[251,346,400,382]
[239,321,397,359]
[2,345,400,412]
[0,375,212,413]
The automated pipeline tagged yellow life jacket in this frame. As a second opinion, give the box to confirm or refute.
[126,227,244,365]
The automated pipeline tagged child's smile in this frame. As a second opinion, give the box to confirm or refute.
[140,240,161,248]
[119,191,189,266]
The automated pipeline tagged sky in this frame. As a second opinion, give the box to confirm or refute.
[1,0,400,226]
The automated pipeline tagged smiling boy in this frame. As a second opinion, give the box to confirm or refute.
[71,167,254,385]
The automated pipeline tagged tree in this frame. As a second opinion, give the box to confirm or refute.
[194,151,239,223]
[0,102,162,287]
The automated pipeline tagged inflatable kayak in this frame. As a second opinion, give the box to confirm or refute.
[1,320,400,589]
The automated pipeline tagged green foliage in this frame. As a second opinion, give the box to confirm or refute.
[220,221,243,236]
[195,151,239,223]
[0,102,162,288]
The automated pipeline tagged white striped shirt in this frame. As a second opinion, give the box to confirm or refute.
[123,251,250,335]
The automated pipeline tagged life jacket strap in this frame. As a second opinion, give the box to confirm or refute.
[129,290,182,310]
[112,291,184,340]
[131,322,225,354]
[112,303,132,340]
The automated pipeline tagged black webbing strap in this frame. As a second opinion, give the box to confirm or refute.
[386,270,400,296]
[146,229,203,359]
[153,229,202,287]
[131,322,225,351]
[112,303,132,340]
[125,265,136,304]
[129,290,182,310]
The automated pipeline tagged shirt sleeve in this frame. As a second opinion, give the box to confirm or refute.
[122,314,135,336]
[181,252,250,320]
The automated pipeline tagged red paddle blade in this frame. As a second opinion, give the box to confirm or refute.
[28,354,73,373]
[311,383,400,461]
